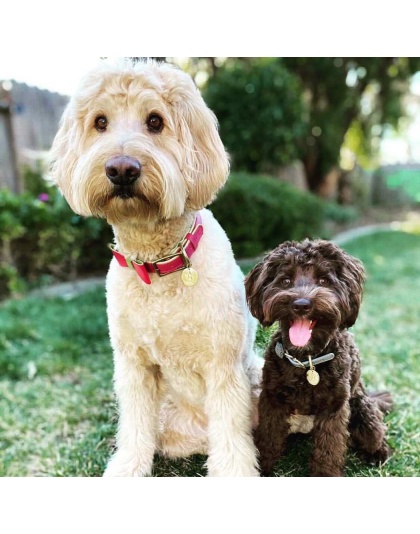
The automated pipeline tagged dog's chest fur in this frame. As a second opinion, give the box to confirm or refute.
[108,272,206,360]
[105,209,252,404]
[263,330,360,433]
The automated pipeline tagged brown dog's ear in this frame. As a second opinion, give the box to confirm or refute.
[313,240,366,328]
[171,80,229,210]
[245,261,275,327]
[339,250,366,328]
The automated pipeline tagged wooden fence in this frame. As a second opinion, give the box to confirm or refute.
[0,81,68,192]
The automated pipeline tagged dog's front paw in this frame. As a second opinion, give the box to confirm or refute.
[258,458,278,477]
[103,451,153,477]
[364,442,393,466]
[206,457,259,477]
[207,465,260,477]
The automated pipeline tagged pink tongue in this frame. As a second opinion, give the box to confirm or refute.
[289,318,312,347]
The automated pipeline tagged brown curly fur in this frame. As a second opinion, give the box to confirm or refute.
[245,239,392,477]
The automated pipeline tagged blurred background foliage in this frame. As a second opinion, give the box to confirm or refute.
[0,168,111,299]
[202,57,420,191]
[1,56,420,299]
[204,59,307,173]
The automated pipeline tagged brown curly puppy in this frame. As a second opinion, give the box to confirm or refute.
[245,239,392,477]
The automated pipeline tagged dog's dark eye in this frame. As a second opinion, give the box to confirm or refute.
[281,278,291,287]
[95,115,108,132]
[319,278,328,286]
[147,114,164,133]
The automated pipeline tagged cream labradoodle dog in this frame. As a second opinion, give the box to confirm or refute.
[50,59,262,476]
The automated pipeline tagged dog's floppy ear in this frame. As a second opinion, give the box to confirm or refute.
[173,86,229,210]
[49,106,72,185]
[314,240,366,328]
[49,104,86,214]
[245,260,276,327]
[339,249,366,328]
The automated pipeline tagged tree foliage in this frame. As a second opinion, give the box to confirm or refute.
[199,57,420,193]
[282,57,420,191]
[203,59,307,173]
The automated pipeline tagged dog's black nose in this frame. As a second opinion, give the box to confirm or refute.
[292,298,312,314]
[105,156,141,186]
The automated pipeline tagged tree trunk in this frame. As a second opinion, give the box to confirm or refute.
[303,144,325,193]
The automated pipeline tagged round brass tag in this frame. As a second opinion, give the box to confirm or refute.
[181,268,198,287]
[306,369,320,386]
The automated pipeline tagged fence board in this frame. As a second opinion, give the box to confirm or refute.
[0,81,68,191]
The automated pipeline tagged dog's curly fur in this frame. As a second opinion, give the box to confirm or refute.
[245,239,392,476]
[50,58,262,476]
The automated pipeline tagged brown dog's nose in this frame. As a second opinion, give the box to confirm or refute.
[105,156,141,186]
[292,298,312,314]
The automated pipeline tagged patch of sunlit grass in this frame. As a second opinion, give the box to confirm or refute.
[0,230,418,476]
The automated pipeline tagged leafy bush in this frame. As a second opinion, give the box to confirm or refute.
[323,202,359,225]
[204,59,307,173]
[211,172,326,257]
[0,176,111,298]
[0,264,24,299]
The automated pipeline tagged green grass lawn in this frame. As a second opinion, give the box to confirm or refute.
[1,230,419,476]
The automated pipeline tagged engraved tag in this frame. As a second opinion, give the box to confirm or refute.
[306,369,320,386]
[275,343,284,359]
[181,267,198,287]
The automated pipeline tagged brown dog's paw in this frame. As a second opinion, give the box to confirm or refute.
[258,459,277,477]
[369,390,394,414]
[363,442,393,466]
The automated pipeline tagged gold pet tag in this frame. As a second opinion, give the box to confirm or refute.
[181,267,198,287]
[306,355,320,386]
[306,368,320,386]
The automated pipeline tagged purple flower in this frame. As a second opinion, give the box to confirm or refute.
[38,193,49,202]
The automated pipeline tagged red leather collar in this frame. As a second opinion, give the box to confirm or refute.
[109,214,203,285]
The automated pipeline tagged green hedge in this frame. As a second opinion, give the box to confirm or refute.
[210,172,325,258]
[1,169,349,297]
[0,186,111,299]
